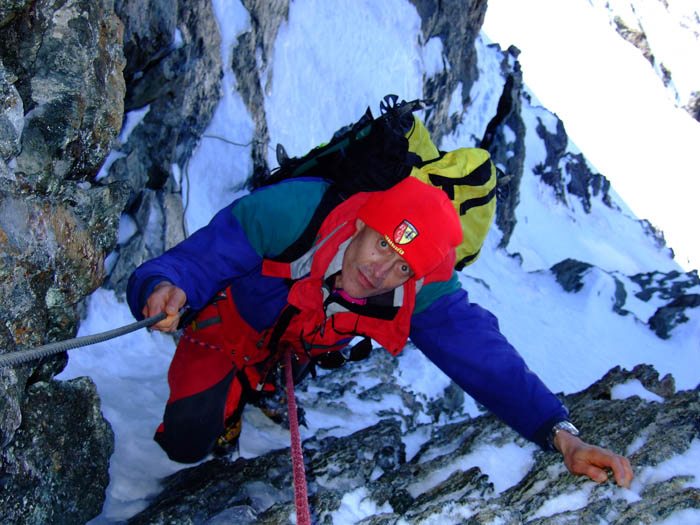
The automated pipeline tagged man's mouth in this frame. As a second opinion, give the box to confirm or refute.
[356,268,377,290]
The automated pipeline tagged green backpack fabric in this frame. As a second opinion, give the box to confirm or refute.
[262,95,497,269]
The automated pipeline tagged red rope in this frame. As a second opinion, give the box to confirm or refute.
[283,343,312,524]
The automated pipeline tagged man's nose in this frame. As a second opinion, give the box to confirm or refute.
[371,257,395,279]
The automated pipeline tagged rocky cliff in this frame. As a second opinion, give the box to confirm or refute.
[127,364,700,524]
[0,0,698,523]
[590,0,700,123]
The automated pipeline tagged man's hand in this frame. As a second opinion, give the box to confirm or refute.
[142,281,187,332]
[554,430,634,488]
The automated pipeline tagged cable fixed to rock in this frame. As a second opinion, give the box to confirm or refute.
[0,312,167,368]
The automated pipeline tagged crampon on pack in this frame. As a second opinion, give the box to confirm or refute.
[261,94,498,270]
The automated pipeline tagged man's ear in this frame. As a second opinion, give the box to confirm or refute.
[354,218,366,233]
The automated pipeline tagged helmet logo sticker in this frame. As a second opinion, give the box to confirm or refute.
[394,220,419,245]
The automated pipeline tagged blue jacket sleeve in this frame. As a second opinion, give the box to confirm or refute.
[409,288,569,449]
[126,202,263,319]
[126,179,330,321]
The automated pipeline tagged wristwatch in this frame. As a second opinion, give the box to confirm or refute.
[547,420,580,450]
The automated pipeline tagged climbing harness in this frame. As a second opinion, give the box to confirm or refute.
[282,341,312,525]
[0,312,167,368]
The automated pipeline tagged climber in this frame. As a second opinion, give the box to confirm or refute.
[127,175,634,488]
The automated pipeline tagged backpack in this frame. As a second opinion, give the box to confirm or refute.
[262,95,497,270]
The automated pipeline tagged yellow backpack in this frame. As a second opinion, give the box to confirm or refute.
[266,95,497,270]
[407,117,497,268]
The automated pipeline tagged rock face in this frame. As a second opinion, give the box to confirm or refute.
[0,0,126,521]
[0,377,114,524]
[408,0,488,144]
[127,363,700,524]
[103,0,222,293]
[0,0,125,185]
[231,0,289,187]
[479,45,527,248]
[591,0,700,123]
[0,0,224,520]
[550,259,700,338]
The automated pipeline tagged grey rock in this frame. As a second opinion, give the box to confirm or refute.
[106,188,185,294]
[612,15,655,67]
[480,45,527,247]
[631,269,700,303]
[207,505,258,524]
[685,91,700,121]
[564,152,613,212]
[0,0,31,28]
[533,116,614,214]
[0,0,126,184]
[129,364,700,524]
[649,293,700,340]
[233,0,289,187]
[0,61,23,161]
[631,269,700,339]
[0,377,114,524]
[409,0,488,145]
[549,260,700,339]
[100,0,221,290]
[0,177,125,511]
[611,275,631,316]
[550,258,594,293]
[115,0,178,94]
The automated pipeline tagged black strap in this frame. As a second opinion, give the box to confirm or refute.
[266,305,301,353]
[460,186,497,215]
[455,249,480,271]
[191,316,221,331]
[426,156,493,198]
[254,305,302,390]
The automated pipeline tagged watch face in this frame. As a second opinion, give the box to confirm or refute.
[548,421,580,449]
[556,421,579,435]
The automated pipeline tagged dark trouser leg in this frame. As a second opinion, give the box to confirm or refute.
[154,330,244,464]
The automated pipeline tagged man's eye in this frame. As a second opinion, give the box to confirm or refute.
[379,239,389,248]
[399,264,410,274]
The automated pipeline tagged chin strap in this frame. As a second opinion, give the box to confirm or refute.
[282,341,312,525]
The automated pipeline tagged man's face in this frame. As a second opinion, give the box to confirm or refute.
[338,219,415,299]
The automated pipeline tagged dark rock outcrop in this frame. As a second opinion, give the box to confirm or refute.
[595,1,700,124]
[128,364,700,524]
[409,0,488,145]
[103,0,223,293]
[232,0,289,187]
[480,46,527,247]
[0,0,125,185]
[649,293,700,340]
[0,0,129,521]
[550,258,594,293]
[0,377,114,524]
[631,269,700,339]
[550,259,700,339]
[533,116,614,213]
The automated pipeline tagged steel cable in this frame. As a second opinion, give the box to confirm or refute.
[0,312,167,368]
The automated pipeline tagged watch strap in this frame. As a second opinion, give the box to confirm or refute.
[547,420,579,450]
